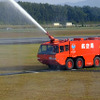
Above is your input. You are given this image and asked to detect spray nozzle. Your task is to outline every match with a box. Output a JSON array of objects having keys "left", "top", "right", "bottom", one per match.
[
  {"left": 46, "top": 32, "right": 59, "bottom": 43},
  {"left": 46, "top": 32, "right": 55, "bottom": 40}
]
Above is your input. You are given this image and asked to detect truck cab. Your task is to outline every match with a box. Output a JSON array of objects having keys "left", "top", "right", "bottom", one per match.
[{"left": 37, "top": 39, "right": 70, "bottom": 69}]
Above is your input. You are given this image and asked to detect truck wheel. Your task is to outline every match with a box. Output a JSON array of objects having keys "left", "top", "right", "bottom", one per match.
[
  {"left": 76, "top": 58, "right": 84, "bottom": 69},
  {"left": 66, "top": 58, "right": 74, "bottom": 70},
  {"left": 94, "top": 57, "right": 100, "bottom": 67}
]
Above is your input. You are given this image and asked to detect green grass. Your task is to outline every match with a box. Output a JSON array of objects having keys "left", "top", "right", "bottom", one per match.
[
  {"left": 0, "top": 71, "right": 100, "bottom": 100},
  {"left": 0, "top": 26, "right": 100, "bottom": 38},
  {"left": 0, "top": 27, "right": 100, "bottom": 100},
  {"left": 0, "top": 44, "right": 47, "bottom": 73},
  {"left": 48, "top": 27, "right": 100, "bottom": 37}
]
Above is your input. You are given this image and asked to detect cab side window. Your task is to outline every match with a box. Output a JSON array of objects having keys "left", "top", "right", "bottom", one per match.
[
  {"left": 54, "top": 46, "right": 59, "bottom": 53},
  {"left": 65, "top": 45, "right": 69, "bottom": 51},
  {"left": 60, "top": 46, "right": 64, "bottom": 52}
]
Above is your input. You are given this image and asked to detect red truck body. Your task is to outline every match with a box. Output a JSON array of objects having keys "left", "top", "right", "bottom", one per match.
[{"left": 37, "top": 36, "right": 100, "bottom": 70}]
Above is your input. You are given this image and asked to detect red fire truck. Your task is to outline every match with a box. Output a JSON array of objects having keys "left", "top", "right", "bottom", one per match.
[{"left": 37, "top": 33, "right": 100, "bottom": 70}]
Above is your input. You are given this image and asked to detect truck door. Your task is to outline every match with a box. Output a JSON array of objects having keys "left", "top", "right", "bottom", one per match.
[{"left": 56, "top": 45, "right": 69, "bottom": 65}]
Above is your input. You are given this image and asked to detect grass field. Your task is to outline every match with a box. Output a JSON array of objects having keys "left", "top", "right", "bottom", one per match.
[
  {"left": 0, "top": 27, "right": 100, "bottom": 100},
  {"left": 0, "top": 44, "right": 48, "bottom": 73},
  {"left": 0, "top": 70, "right": 100, "bottom": 100},
  {"left": 0, "top": 26, "right": 100, "bottom": 38}
]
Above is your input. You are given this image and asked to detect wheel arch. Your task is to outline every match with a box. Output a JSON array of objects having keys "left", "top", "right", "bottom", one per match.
[
  {"left": 93, "top": 55, "right": 100, "bottom": 60},
  {"left": 76, "top": 56, "right": 85, "bottom": 62},
  {"left": 66, "top": 57, "right": 74, "bottom": 61},
  {"left": 66, "top": 56, "right": 85, "bottom": 63}
]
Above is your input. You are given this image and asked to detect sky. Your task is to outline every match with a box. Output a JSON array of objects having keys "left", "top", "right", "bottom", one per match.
[{"left": 15, "top": 0, "right": 85, "bottom": 4}]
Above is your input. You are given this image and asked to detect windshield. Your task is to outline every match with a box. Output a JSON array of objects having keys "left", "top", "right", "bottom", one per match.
[{"left": 38, "top": 45, "right": 59, "bottom": 54}]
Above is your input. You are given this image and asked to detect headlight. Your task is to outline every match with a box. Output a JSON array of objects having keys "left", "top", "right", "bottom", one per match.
[
  {"left": 49, "top": 57, "right": 52, "bottom": 60},
  {"left": 49, "top": 57, "right": 56, "bottom": 60}
]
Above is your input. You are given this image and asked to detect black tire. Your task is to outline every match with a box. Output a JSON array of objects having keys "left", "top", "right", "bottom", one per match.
[
  {"left": 65, "top": 58, "right": 74, "bottom": 70},
  {"left": 75, "top": 58, "right": 84, "bottom": 69},
  {"left": 94, "top": 57, "right": 100, "bottom": 67}
]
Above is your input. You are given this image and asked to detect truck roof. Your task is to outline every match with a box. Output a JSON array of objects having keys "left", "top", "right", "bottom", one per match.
[{"left": 41, "top": 37, "right": 100, "bottom": 45}]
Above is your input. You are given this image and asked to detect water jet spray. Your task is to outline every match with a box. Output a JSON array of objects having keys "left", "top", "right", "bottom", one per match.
[
  {"left": 9, "top": 0, "right": 47, "bottom": 33},
  {"left": 7, "top": 0, "right": 56, "bottom": 41}
]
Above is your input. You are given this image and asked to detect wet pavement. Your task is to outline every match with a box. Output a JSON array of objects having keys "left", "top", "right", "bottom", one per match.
[{"left": 0, "top": 35, "right": 99, "bottom": 44}]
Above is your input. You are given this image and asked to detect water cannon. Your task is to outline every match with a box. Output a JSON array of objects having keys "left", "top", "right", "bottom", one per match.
[{"left": 46, "top": 32, "right": 59, "bottom": 43}]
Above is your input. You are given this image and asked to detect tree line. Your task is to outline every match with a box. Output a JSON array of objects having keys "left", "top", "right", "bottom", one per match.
[
  {"left": 0, "top": 1, "right": 100, "bottom": 25},
  {"left": 18, "top": 2, "right": 100, "bottom": 24}
]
